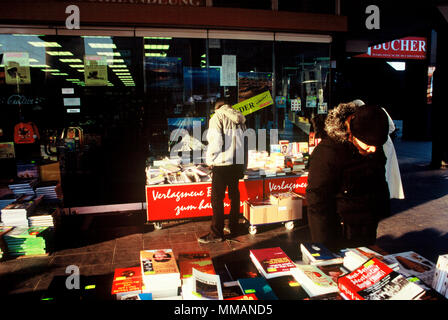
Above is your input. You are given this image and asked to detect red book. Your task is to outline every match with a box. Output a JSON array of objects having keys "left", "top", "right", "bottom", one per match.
[
  {"left": 111, "top": 267, "right": 143, "bottom": 298},
  {"left": 177, "top": 251, "right": 215, "bottom": 279},
  {"left": 249, "top": 247, "right": 296, "bottom": 279},
  {"left": 338, "top": 258, "right": 425, "bottom": 300}
]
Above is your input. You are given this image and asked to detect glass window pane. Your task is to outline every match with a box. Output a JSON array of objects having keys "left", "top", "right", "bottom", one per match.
[{"left": 275, "top": 41, "right": 331, "bottom": 141}]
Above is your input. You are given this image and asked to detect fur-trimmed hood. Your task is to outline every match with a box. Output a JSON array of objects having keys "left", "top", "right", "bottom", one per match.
[
  {"left": 214, "top": 104, "right": 246, "bottom": 125},
  {"left": 324, "top": 102, "right": 357, "bottom": 143}
]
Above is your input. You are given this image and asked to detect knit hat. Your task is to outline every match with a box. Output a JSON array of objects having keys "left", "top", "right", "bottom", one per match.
[{"left": 349, "top": 104, "right": 389, "bottom": 147}]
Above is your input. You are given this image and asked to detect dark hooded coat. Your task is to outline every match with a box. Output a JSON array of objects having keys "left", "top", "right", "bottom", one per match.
[{"left": 305, "top": 103, "right": 390, "bottom": 248}]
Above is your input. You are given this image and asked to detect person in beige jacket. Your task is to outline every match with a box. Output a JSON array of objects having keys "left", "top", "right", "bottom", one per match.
[{"left": 198, "top": 100, "right": 247, "bottom": 243}]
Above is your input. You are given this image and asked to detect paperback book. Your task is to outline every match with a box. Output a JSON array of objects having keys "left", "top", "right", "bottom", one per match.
[
  {"left": 342, "top": 246, "right": 398, "bottom": 271},
  {"left": 432, "top": 254, "right": 448, "bottom": 298},
  {"left": 338, "top": 258, "right": 425, "bottom": 300},
  {"left": 237, "top": 277, "right": 278, "bottom": 300},
  {"left": 290, "top": 264, "right": 339, "bottom": 297},
  {"left": 384, "top": 251, "right": 435, "bottom": 286},
  {"left": 111, "top": 266, "right": 143, "bottom": 300},
  {"left": 249, "top": 247, "right": 296, "bottom": 279},
  {"left": 300, "top": 242, "right": 343, "bottom": 266},
  {"left": 178, "top": 251, "right": 215, "bottom": 279},
  {"left": 266, "top": 274, "right": 310, "bottom": 300}
]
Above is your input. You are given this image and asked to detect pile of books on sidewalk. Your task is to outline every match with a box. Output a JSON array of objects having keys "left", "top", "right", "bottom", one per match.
[
  {"left": 140, "top": 249, "right": 181, "bottom": 299},
  {"left": 107, "top": 242, "right": 447, "bottom": 301},
  {"left": 8, "top": 179, "right": 38, "bottom": 196},
  {"left": 0, "top": 195, "right": 43, "bottom": 227},
  {"left": 3, "top": 226, "right": 53, "bottom": 257},
  {"left": 35, "top": 181, "right": 62, "bottom": 201}
]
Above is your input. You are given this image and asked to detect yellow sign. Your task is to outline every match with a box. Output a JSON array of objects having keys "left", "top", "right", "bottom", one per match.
[
  {"left": 232, "top": 90, "right": 273, "bottom": 116},
  {"left": 4, "top": 52, "right": 31, "bottom": 85},
  {"left": 84, "top": 55, "right": 108, "bottom": 86}
]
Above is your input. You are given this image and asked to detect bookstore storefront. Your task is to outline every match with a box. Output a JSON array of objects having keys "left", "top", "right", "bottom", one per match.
[{"left": 0, "top": 26, "right": 333, "bottom": 209}]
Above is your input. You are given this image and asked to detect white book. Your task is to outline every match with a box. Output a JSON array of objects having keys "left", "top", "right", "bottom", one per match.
[
  {"left": 384, "top": 251, "right": 435, "bottom": 286},
  {"left": 290, "top": 264, "right": 339, "bottom": 297},
  {"left": 432, "top": 254, "right": 448, "bottom": 296}
]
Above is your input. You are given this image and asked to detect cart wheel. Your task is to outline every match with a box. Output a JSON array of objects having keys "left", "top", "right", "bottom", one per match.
[
  {"left": 249, "top": 226, "right": 257, "bottom": 235},
  {"left": 284, "top": 221, "right": 294, "bottom": 230},
  {"left": 154, "top": 222, "right": 163, "bottom": 230}
]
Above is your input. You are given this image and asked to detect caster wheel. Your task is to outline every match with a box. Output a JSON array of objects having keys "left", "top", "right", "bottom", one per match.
[
  {"left": 249, "top": 226, "right": 257, "bottom": 235},
  {"left": 284, "top": 221, "right": 294, "bottom": 230},
  {"left": 154, "top": 222, "right": 163, "bottom": 230}
]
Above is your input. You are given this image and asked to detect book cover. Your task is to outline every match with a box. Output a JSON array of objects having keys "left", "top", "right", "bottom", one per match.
[
  {"left": 343, "top": 246, "right": 397, "bottom": 268},
  {"left": 338, "top": 258, "right": 425, "bottom": 300},
  {"left": 317, "top": 263, "right": 349, "bottom": 283},
  {"left": 300, "top": 242, "right": 343, "bottom": 266},
  {"left": 221, "top": 281, "right": 244, "bottom": 299},
  {"left": 266, "top": 275, "right": 310, "bottom": 300},
  {"left": 290, "top": 264, "right": 339, "bottom": 297},
  {"left": 384, "top": 251, "right": 435, "bottom": 285},
  {"left": 140, "top": 249, "right": 179, "bottom": 276},
  {"left": 249, "top": 247, "right": 296, "bottom": 278},
  {"left": 178, "top": 251, "right": 215, "bottom": 279},
  {"left": 111, "top": 267, "right": 142, "bottom": 296},
  {"left": 191, "top": 268, "right": 223, "bottom": 300},
  {"left": 432, "top": 254, "right": 448, "bottom": 297},
  {"left": 237, "top": 277, "right": 278, "bottom": 300}
]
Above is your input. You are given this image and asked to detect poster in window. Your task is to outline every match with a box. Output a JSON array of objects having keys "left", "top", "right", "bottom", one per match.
[
  {"left": 221, "top": 55, "right": 236, "bottom": 87},
  {"left": 3, "top": 52, "right": 31, "bottom": 85},
  {"left": 290, "top": 98, "right": 301, "bottom": 111},
  {"left": 84, "top": 55, "right": 108, "bottom": 86},
  {"left": 237, "top": 72, "right": 273, "bottom": 103},
  {"left": 145, "top": 57, "right": 183, "bottom": 89},
  {"left": 318, "top": 102, "right": 328, "bottom": 114},
  {"left": 184, "top": 67, "right": 220, "bottom": 102},
  {"left": 0, "top": 142, "right": 15, "bottom": 159},
  {"left": 306, "top": 95, "right": 317, "bottom": 108}
]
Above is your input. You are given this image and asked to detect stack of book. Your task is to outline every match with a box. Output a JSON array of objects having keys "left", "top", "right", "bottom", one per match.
[
  {"left": 249, "top": 247, "right": 297, "bottom": 279},
  {"left": 140, "top": 249, "right": 181, "bottom": 299},
  {"left": 35, "top": 181, "right": 62, "bottom": 201},
  {"left": 300, "top": 242, "right": 344, "bottom": 266},
  {"left": 0, "top": 194, "right": 17, "bottom": 210},
  {"left": 8, "top": 179, "right": 38, "bottom": 196},
  {"left": 3, "top": 226, "right": 53, "bottom": 257},
  {"left": 111, "top": 266, "right": 143, "bottom": 300},
  {"left": 27, "top": 202, "right": 58, "bottom": 228},
  {"left": 0, "top": 226, "right": 13, "bottom": 260},
  {"left": 1, "top": 195, "right": 43, "bottom": 227}
]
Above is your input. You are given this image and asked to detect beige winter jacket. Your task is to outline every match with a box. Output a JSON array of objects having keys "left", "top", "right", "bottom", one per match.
[{"left": 206, "top": 104, "right": 247, "bottom": 166}]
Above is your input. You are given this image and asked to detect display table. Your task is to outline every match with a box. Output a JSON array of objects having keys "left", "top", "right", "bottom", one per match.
[{"left": 145, "top": 172, "right": 308, "bottom": 229}]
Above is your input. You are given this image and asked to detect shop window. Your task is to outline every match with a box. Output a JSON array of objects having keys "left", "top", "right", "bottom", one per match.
[
  {"left": 275, "top": 40, "right": 331, "bottom": 140},
  {"left": 0, "top": 29, "right": 331, "bottom": 208}
]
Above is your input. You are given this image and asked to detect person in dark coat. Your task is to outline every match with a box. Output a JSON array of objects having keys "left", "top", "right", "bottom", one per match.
[{"left": 305, "top": 102, "right": 390, "bottom": 250}]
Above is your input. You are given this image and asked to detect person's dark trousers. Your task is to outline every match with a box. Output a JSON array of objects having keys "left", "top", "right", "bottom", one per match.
[{"left": 210, "top": 164, "right": 243, "bottom": 238}]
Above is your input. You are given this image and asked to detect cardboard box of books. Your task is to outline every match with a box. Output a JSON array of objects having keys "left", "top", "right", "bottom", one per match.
[
  {"left": 243, "top": 199, "right": 278, "bottom": 225},
  {"left": 269, "top": 192, "right": 303, "bottom": 221},
  {"left": 243, "top": 192, "right": 303, "bottom": 225}
]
